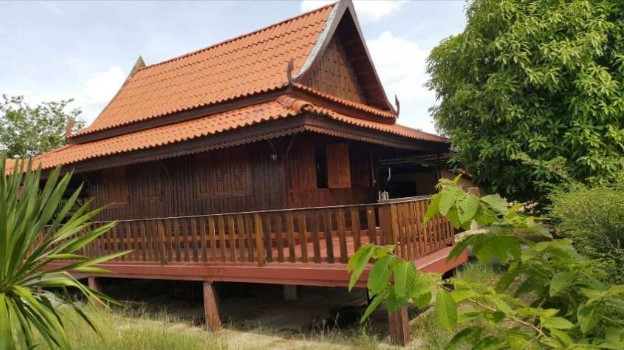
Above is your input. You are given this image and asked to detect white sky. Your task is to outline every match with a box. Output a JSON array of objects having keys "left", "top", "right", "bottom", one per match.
[{"left": 0, "top": 0, "right": 467, "bottom": 133}]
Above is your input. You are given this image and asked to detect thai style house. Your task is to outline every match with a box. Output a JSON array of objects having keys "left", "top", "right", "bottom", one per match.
[{"left": 32, "top": 1, "right": 467, "bottom": 345}]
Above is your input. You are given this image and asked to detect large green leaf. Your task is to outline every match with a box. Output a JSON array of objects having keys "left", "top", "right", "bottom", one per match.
[
  {"left": 361, "top": 290, "right": 388, "bottom": 322},
  {"left": 393, "top": 259, "right": 416, "bottom": 299},
  {"left": 481, "top": 195, "right": 509, "bottom": 215},
  {"left": 348, "top": 244, "right": 375, "bottom": 291},
  {"left": 578, "top": 303, "right": 600, "bottom": 334},
  {"left": 423, "top": 194, "right": 441, "bottom": 224},
  {"left": 439, "top": 187, "right": 459, "bottom": 216},
  {"left": 458, "top": 195, "right": 479, "bottom": 225},
  {"left": 435, "top": 289, "right": 458, "bottom": 331},
  {"left": 367, "top": 255, "right": 394, "bottom": 297}
]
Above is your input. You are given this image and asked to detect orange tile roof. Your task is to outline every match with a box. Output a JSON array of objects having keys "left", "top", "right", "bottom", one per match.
[
  {"left": 33, "top": 96, "right": 446, "bottom": 170},
  {"left": 73, "top": 3, "right": 337, "bottom": 137},
  {"left": 292, "top": 83, "right": 397, "bottom": 118},
  {"left": 30, "top": 2, "right": 448, "bottom": 171},
  {"left": 277, "top": 96, "right": 447, "bottom": 143},
  {"left": 34, "top": 101, "right": 297, "bottom": 169}
]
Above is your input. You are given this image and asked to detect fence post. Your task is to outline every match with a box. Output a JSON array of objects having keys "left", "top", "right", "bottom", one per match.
[
  {"left": 253, "top": 213, "right": 266, "bottom": 267},
  {"left": 378, "top": 203, "right": 400, "bottom": 256},
  {"left": 157, "top": 219, "right": 167, "bottom": 265}
]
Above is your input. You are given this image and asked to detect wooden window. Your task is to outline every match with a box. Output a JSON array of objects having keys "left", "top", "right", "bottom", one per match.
[
  {"left": 326, "top": 143, "right": 351, "bottom": 188},
  {"left": 100, "top": 166, "right": 128, "bottom": 207},
  {"left": 196, "top": 148, "right": 252, "bottom": 198}
]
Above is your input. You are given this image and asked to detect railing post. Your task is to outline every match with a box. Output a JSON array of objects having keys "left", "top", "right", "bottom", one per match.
[
  {"left": 253, "top": 213, "right": 266, "bottom": 267},
  {"left": 157, "top": 219, "right": 167, "bottom": 265},
  {"left": 379, "top": 203, "right": 400, "bottom": 255}
]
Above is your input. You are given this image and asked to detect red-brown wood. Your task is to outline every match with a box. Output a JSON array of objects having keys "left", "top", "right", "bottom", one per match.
[
  {"left": 50, "top": 246, "right": 468, "bottom": 287},
  {"left": 203, "top": 281, "right": 221, "bottom": 330},
  {"left": 79, "top": 197, "right": 456, "bottom": 271},
  {"left": 388, "top": 306, "right": 410, "bottom": 346}
]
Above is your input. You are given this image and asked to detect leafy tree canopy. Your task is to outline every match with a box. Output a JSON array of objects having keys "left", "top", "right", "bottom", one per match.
[
  {"left": 427, "top": 0, "right": 624, "bottom": 202},
  {"left": 0, "top": 95, "right": 85, "bottom": 158}
]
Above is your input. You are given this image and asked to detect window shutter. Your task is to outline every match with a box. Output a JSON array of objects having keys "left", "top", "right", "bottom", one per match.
[{"left": 326, "top": 143, "right": 351, "bottom": 188}]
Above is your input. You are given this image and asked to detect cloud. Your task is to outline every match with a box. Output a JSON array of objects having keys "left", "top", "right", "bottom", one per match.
[
  {"left": 301, "top": 0, "right": 406, "bottom": 23},
  {"left": 76, "top": 66, "right": 126, "bottom": 123},
  {"left": 0, "top": 65, "right": 125, "bottom": 127},
  {"left": 38, "top": 1, "right": 64, "bottom": 16},
  {"left": 366, "top": 31, "right": 436, "bottom": 132}
]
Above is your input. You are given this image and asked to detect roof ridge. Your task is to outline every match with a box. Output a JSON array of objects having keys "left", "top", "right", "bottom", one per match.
[{"left": 140, "top": 2, "right": 338, "bottom": 72}]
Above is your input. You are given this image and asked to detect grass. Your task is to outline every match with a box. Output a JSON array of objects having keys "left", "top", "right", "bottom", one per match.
[
  {"left": 31, "top": 262, "right": 499, "bottom": 350},
  {"left": 58, "top": 307, "right": 228, "bottom": 350},
  {"left": 410, "top": 262, "right": 502, "bottom": 350},
  {"left": 49, "top": 305, "right": 385, "bottom": 350}
]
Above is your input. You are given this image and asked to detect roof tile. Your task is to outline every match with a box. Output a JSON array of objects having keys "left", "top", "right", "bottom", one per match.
[
  {"left": 33, "top": 96, "right": 446, "bottom": 170},
  {"left": 73, "top": 3, "right": 336, "bottom": 137}
]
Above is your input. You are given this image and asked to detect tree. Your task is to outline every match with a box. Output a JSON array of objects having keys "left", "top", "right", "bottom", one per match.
[
  {"left": 0, "top": 95, "right": 85, "bottom": 158},
  {"left": 427, "top": 0, "right": 624, "bottom": 202},
  {"left": 0, "top": 156, "right": 126, "bottom": 349},
  {"left": 349, "top": 177, "right": 624, "bottom": 349}
]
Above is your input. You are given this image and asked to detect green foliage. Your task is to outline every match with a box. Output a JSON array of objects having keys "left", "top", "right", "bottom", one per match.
[
  {"left": 0, "top": 156, "right": 126, "bottom": 349},
  {"left": 551, "top": 181, "right": 624, "bottom": 284},
  {"left": 427, "top": 0, "right": 624, "bottom": 202},
  {"left": 348, "top": 177, "right": 624, "bottom": 349},
  {"left": 0, "top": 95, "right": 85, "bottom": 158}
]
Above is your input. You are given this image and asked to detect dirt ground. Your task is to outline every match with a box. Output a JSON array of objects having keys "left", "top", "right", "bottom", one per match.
[{"left": 93, "top": 278, "right": 412, "bottom": 348}]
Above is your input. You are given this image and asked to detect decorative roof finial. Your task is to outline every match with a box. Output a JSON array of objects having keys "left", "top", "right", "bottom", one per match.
[
  {"left": 286, "top": 58, "right": 295, "bottom": 84},
  {"left": 65, "top": 120, "right": 75, "bottom": 138},
  {"left": 395, "top": 95, "right": 401, "bottom": 116}
]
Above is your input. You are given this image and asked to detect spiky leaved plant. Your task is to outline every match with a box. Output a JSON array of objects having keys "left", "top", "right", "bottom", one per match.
[{"left": 0, "top": 156, "right": 126, "bottom": 349}]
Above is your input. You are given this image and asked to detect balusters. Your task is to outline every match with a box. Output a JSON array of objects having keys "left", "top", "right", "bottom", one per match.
[{"left": 76, "top": 196, "right": 454, "bottom": 269}]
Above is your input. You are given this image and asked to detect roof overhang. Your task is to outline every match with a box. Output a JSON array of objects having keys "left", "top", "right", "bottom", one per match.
[{"left": 38, "top": 111, "right": 448, "bottom": 176}]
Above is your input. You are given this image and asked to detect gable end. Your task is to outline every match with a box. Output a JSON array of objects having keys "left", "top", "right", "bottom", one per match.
[{"left": 301, "top": 35, "right": 367, "bottom": 104}]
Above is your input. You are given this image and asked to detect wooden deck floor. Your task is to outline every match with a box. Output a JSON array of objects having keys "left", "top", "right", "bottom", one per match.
[{"left": 47, "top": 245, "right": 468, "bottom": 288}]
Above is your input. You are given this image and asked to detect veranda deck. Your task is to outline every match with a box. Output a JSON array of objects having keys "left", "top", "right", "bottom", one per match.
[{"left": 46, "top": 196, "right": 468, "bottom": 346}]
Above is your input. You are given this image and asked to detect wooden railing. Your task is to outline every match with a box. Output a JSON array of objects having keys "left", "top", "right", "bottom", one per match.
[{"left": 79, "top": 197, "right": 454, "bottom": 266}]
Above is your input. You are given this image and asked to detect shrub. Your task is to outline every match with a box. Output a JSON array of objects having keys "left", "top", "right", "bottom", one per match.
[
  {"left": 349, "top": 177, "right": 624, "bottom": 349},
  {"left": 551, "top": 182, "right": 624, "bottom": 284},
  {"left": 0, "top": 156, "right": 125, "bottom": 349}
]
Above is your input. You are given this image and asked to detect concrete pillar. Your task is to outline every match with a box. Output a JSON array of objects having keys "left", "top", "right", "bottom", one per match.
[{"left": 283, "top": 285, "right": 297, "bottom": 301}]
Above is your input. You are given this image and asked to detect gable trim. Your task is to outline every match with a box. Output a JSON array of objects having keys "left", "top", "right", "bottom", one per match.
[{"left": 293, "top": 0, "right": 395, "bottom": 113}]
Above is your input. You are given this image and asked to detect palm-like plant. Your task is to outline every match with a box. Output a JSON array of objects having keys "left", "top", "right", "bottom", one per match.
[{"left": 0, "top": 156, "right": 126, "bottom": 349}]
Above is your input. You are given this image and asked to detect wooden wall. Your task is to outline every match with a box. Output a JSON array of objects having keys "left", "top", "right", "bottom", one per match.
[
  {"left": 86, "top": 135, "right": 378, "bottom": 221},
  {"left": 301, "top": 35, "right": 367, "bottom": 104},
  {"left": 284, "top": 138, "right": 375, "bottom": 208}
]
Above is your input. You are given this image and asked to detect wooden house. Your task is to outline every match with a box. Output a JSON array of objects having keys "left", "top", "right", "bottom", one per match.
[{"left": 33, "top": 1, "right": 467, "bottom": 345}]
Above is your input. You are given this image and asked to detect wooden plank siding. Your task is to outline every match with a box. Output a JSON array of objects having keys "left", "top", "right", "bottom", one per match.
[
  {"left": 88, "top": 136, "right": 378, "bottom": 221},
  {"left": 301, "top": 34, "right": 367, "bottom": 104}
]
